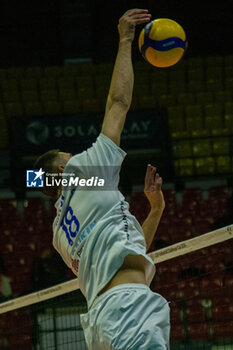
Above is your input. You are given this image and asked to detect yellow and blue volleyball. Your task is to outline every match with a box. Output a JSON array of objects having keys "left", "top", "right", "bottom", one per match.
[{"left": 138, "top": 18, "right": 188, "bottom": 68}]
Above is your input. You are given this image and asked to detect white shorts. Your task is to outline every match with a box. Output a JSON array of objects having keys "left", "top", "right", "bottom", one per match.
[{"left": 80, "top": 283, "right": 170, "bottom": 350}]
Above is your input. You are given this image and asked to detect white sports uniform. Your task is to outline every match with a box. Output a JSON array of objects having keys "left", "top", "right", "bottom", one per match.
[{"left": 53, "top": 133, "right": 170, "bottom": 349}]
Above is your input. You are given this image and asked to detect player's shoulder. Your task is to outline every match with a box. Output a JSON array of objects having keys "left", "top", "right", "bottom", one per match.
[
  {"left": 67, "top": 133, "right": 119, "bottom": 162},
  {"left": 97, "top": 133, "right": 127, "bottom": 158}
]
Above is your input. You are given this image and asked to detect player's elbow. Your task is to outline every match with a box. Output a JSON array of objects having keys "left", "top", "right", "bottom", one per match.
[{"left": 108, "top": 94, "right": 132, "bottom": 111}]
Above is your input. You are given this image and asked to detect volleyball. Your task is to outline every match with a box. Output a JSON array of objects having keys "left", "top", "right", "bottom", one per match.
[{"left": 138, "top": 18, "right": 188, "bottom": 68}]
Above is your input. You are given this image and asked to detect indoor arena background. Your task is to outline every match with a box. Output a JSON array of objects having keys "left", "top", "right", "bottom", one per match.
[{"left": 0, "top": 0, "right": 233, "bottom": 349}]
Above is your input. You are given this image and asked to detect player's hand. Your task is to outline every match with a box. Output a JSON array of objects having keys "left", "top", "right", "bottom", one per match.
[
  {"left": 144, "top": 164, "right": 165, "bottom": 212},
  {"left": 118, "top": 9, "right": 152, "bottom": 43}
]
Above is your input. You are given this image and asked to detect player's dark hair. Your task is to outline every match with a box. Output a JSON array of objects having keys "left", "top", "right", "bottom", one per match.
[{"left": 33, "top": 149, "right": 61, "bottom": 200}]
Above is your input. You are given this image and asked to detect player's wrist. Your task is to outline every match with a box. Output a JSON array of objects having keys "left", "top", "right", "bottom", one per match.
[{"left": 119, "top": 37, "right": 133, "bottom": 45}]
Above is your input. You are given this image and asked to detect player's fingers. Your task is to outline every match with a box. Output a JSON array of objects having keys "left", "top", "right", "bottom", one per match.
[
  {"left": 120, "top": 9, "right": 149, "bottom": 22},
  {"left": 145, "top": 163, "right": 151, "bottom": 179},
  {"left": 145, "top": 164, "right": 155, "bottom": 188},
  {"left": 148, "top": 165, "right": 156, "bottom": 187},
  {"left": 150, "top": 165, "right": 157, "bottom": 178},
  {"left": 128, "top": 13, "right": 151, "bottom": 20},
  {"left": 155, "top": 174, "right": 163, "bottom": 190},
  {"left": 124, "top": 14, "right": 151, "bottom": 23},
  {"left": 120, "top": 11, "right": 151, "bottom": 28},
  {"left": 132, "top": 16, "right": 152, "bottom": 25},
  {"left": 127, "top": 9, "right": 149, "bottom": 16},
  {"left": 144, "top": 164, "right": 151, "bottom": 188},
  {"left": 128, "top": 12, "right": 151, "bottom": 21}
]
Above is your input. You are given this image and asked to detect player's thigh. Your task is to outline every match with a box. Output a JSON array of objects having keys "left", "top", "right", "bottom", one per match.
[{"left": 97, "top": 288, "right": 170, "bottom": 349}]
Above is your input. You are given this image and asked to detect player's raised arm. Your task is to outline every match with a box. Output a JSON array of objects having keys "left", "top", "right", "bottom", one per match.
[
  {"left": 101, "top": 9, "right": 151, "bottom": 146},
  {"left": 142, "top": 164, "right": 165, "bottom": 252}
]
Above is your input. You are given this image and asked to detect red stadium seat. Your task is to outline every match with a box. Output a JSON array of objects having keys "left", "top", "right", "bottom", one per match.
[
  {"left": 11, "top": 274, "right": 32, "bottom": 296},
  {"left": 182, "top": 188, "right": 203, "bottom": 205},
  {"left": 198, "top": 200, "right": 216, "bottom": 218},
  {"left": 208, "top": 186, "right": 228, "bottom": 201},
  {"left": 176, "top": 278, "right": 201, "bottom": 299},
  {"left": 187, "top": 323, "right": 210, "bottom": 339},
  {"left": 225, "top": 275, "right": 233, "bottom": 294},
  {"left": 186, "top": 304, "right": 206, "bottom": 323},
  {"left": 212, "top": 322, "right": 233, "bottom": 338},
  {"left": 212, "top": 305, "right": 233, "bottom": 321},
  {"left": 7, "top": 310, "right": 33, "bottom": 349},
  {"left": 201, "top": 273, "right": 224, "bottom": 297},
  {"left": 163, "top": 189, "right": 176, "bottom": 202},
  {"left": 170, "top": 324, "right": 184, "bottom": 341},
  {"left": 170, "top": 220, "right": 194, "bottom": 243},
  {"left": 0, "top": 314, "right": 7, "bottom": 338},
  {"left": 170, "top": 305, "right": 183, "bottom": 323},
  {"left": 157, "top": 268, "right": 179, "bottom": 285},
  {"left": 8, "top": 334, "right": 32, "bottom": 350},
  {"left": 155, "top": 225, "right": 172, "bottom": 245},
  {"left": 156, "top": 285, "right": 176, "bottom": 300},
  {"left": 203, "top": 199, "right": 220, "bottom": 218},
  {"left": 186, "top": 297, "right": 212, "bottom": 312},
  {"left": 194, "top": 219, "right": 212, "bottom": 235},
  {"left": 202, "top": 256, "right": 225, "bottom": 273},
  {"left": 210, "top": 241, "right": 232, "bottom": 256},
  {"left": 129, "top": 192, "right": 150, "bottom": 224},
  {"left": 211, "top": 296, "right": 231, "bottom": 307}
]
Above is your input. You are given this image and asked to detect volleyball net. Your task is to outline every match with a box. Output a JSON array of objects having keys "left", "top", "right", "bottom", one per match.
[{"left": 0, "top": 224, "right": 233, "bottom": 349}]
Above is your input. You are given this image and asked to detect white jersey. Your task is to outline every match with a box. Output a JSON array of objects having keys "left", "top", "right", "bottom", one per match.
[{"left": 53, "top": 133, "right": 155, "bottom": 308}]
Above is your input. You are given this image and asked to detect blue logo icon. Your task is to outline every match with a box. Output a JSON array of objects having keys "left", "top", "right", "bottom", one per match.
[{"left": 26, "top": 169, "right": 45, "bottom": 188}]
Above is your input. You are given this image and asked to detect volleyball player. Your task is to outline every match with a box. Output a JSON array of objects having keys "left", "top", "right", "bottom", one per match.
[{"left": 34, "top": 9, "right": 170, "bottom": 349}]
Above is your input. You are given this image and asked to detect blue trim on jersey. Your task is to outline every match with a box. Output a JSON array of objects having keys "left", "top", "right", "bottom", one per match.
[{"left": 140, "top": 21, "right": 187, "bottom": 62}]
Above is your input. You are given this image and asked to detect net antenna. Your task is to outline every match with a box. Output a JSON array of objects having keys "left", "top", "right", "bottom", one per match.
[{"left": 0, "top": 224, "right": 232, "bottom": 314}]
